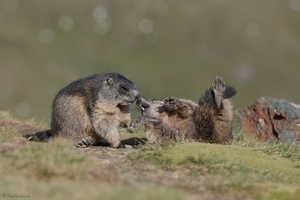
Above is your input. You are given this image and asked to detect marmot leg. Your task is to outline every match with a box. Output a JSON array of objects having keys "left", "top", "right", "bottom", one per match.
[{"left": 91, "top": 116, "right": 123, "bottom": 148}]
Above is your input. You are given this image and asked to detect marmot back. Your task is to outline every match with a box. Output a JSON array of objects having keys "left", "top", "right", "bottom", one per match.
[
  {"left": 132, "top": 76, "right": 236, "bottom": 144},
  {"left": 24, "top": 72, "right": 140, "bottom": 148}
]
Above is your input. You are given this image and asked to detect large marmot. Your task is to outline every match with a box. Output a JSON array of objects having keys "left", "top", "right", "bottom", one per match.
[
  {"left": 24, "top": 72, "right": 140, "bottom": 148},
  {"left": 132, "top": 76, "right": 236, "bottom": 144}
]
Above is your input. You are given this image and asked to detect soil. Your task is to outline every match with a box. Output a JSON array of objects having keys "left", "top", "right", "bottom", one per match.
[{"left": 0, "top": 120, "right": 250, "bottom": 200}]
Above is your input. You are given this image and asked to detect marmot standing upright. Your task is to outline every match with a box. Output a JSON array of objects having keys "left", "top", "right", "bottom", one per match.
[
  {"left": 132, "top": 76, "right": 236, "bottom": 144},
  {"left": 25, "top": 72, "right": 140, "bottom": 148}
]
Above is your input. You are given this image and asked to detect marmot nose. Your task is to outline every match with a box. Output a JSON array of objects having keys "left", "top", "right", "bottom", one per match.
[
  {"left": 136, "top": 98, "right": 141, "bottom": 105},
  {"left": 135, "top": 92, "right": 140, "bottom": 100}
]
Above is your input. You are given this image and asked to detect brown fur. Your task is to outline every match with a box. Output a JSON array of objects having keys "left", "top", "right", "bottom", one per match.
[
  {"left": 132, "top": 76, "right": 236, "bottom": 144},
  {"left": 24, "top": 72, "right": 140, "bottom": 148}
]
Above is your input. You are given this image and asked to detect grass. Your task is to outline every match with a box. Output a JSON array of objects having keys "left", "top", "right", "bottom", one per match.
[
  {"left": 0, "top": 112, "right": 183, "bottom": 200},
  {"left": 1, "top": 140, "right": 95, "bottom": 181},
  {"left": 130, "top": 136, "right": 300, "bottom": 199},
  {"left": 0, "top": 111, "right": 300, "bottom": 199},
  {"left": 233, "top": 131, "right": 300, "bottom": 160}
]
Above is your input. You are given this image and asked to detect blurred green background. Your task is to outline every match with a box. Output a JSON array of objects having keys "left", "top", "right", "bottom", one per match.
[{"left": 1, "top": 0, "right": 300, "bottom": 123}]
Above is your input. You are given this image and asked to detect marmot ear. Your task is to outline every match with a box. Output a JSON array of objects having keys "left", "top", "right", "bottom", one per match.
[
  {"left": 178, "top": 105, "right": 188, "bottom": 112},
  {"left": 106, "top": 78, "right": 114, "bottom": 85}
]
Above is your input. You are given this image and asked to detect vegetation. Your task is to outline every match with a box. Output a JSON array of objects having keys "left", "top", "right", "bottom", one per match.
[
  {"left": 1, "top": 1, "right": 299, "bottom": 199},
  {"left": 0, "top": 141, "right": 183, "bottom": 200},
  {"left": 0, "top": 112, "right": 299, "bottom": 199},
  {"left": 0, "top": 112, "right": 183, "bottom": 200}
]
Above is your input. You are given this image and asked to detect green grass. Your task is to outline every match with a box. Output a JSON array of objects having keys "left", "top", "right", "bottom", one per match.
[
  {"left": 1, "top": 140, "right": 94, "bottom": 181},
  {"left": 131, "top": 140, "right": 300, "bottom": 199},
  {"left": 0, "top": 179, "right": 183, "bottom": 200},
  {"left": 233, "top": 131, "right": 300, "bottom": 161},
  {"left": 0, "top": 137, "right": 183, "bottom": 200},
  {"left": 0, "top": 111, "right": 45, "bottom": 143},
  {"left": 0, "top": 112, "right": 183, "bottom": 200},
  {"left": 1, "top": 112, "right": 300, "bottom": 199}
]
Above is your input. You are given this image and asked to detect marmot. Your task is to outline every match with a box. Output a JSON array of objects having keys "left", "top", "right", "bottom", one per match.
[
  {"left": 132, "top": 76, "right": 236, "bottom": 144},
  {"left": 24, "top": 72, "right": 140, "bottom": 148}
]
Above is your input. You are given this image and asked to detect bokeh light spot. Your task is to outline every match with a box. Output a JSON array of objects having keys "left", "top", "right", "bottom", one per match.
[
  {"left": 15, "top": 102, "right": 31, "bottom": 117},
  {"left": 92, "top": 6, "right": 111, "bottom": 35},
  {"left": 288, "top": 0, "right": 300, "bottom": 11},
  {"left": 39, "top": 29, "right": 54, "bottom": 44},
  {"left": 139, "top": 18, "right": 154, "bottom": 34},
  {"left": 93, "top": 6, "right": 108, "bottom": 23},
  {"left": 59, "top": 16, "right": 74, "bottom": 31}
]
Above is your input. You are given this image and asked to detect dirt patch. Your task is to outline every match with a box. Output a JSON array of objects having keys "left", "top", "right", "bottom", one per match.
[
  {"left": 0, "top": 120, "right": 251, "bottom": 200},
  {"left": 0, "top": 120, "right": 46, "bottom": 134},
  {"left": 73, "top": 145, "right": 250, "bottom": 200}
]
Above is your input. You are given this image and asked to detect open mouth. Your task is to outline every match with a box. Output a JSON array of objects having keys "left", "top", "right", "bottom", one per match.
[
  {"left": 137, "top": 102, "right": 147, "bottom": 111},
  {"left": 136, "top": 98, "right": 149, "bottom": 112},
  {"left": 139, "top": 104, "right": 146, "bottom": 111}
]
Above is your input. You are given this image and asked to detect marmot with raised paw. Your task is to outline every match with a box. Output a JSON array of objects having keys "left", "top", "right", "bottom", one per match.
[{"left": 132, "top": 76, "right": 236, "bottom": 144}]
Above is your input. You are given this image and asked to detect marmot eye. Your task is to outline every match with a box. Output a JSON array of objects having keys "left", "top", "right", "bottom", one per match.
[{"left": 120, "top": 85, "right": 129, "bottom": 91}]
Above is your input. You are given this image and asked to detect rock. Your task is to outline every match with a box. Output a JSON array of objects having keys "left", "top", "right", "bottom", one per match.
[
  {"left": 235, "top": 97, "right": 300, "bottom": 142},
  {"left": 124, "top": 144, "right": 133, "bottom": 149}
]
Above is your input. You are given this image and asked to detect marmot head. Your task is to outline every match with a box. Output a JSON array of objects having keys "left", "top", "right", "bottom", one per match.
[
  {"left": 136, "top": 98, "right": 167, "bottom": 120},
  {"left": 101, "top": 73, "right": 140, "bottom": 105},
  {"left": 136, "top": 97, "right": 196, "bottom": 121},
  {"left": 135, "top": 98, "right": 197, "bottom": 143}
]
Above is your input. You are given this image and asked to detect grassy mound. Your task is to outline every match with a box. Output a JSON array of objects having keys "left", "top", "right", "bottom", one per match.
[
  {"left": 131, "top": 137, "right": 300, "bottom": 199},
  {"left": 0, "top": 112, "right": 183, "bottom": 200},
  {"left": 0, "top": 111, "right": 299, "bottom": 200}
]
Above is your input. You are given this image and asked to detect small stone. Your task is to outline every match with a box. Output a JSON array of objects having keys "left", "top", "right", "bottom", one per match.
[
  {"left": 101, "top": 159, "right": 111, "bottom": 166},
  {"left": 125, "top": 144, "right": 133, "bottom": 149}
]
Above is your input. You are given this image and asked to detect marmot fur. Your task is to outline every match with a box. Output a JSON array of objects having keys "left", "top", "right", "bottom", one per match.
[
  {"left": 132, "top": 76, "right": 236, "bottom": 144},
  {"left": 24, "top": 72, "right": 140, "bottom": 148}
]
